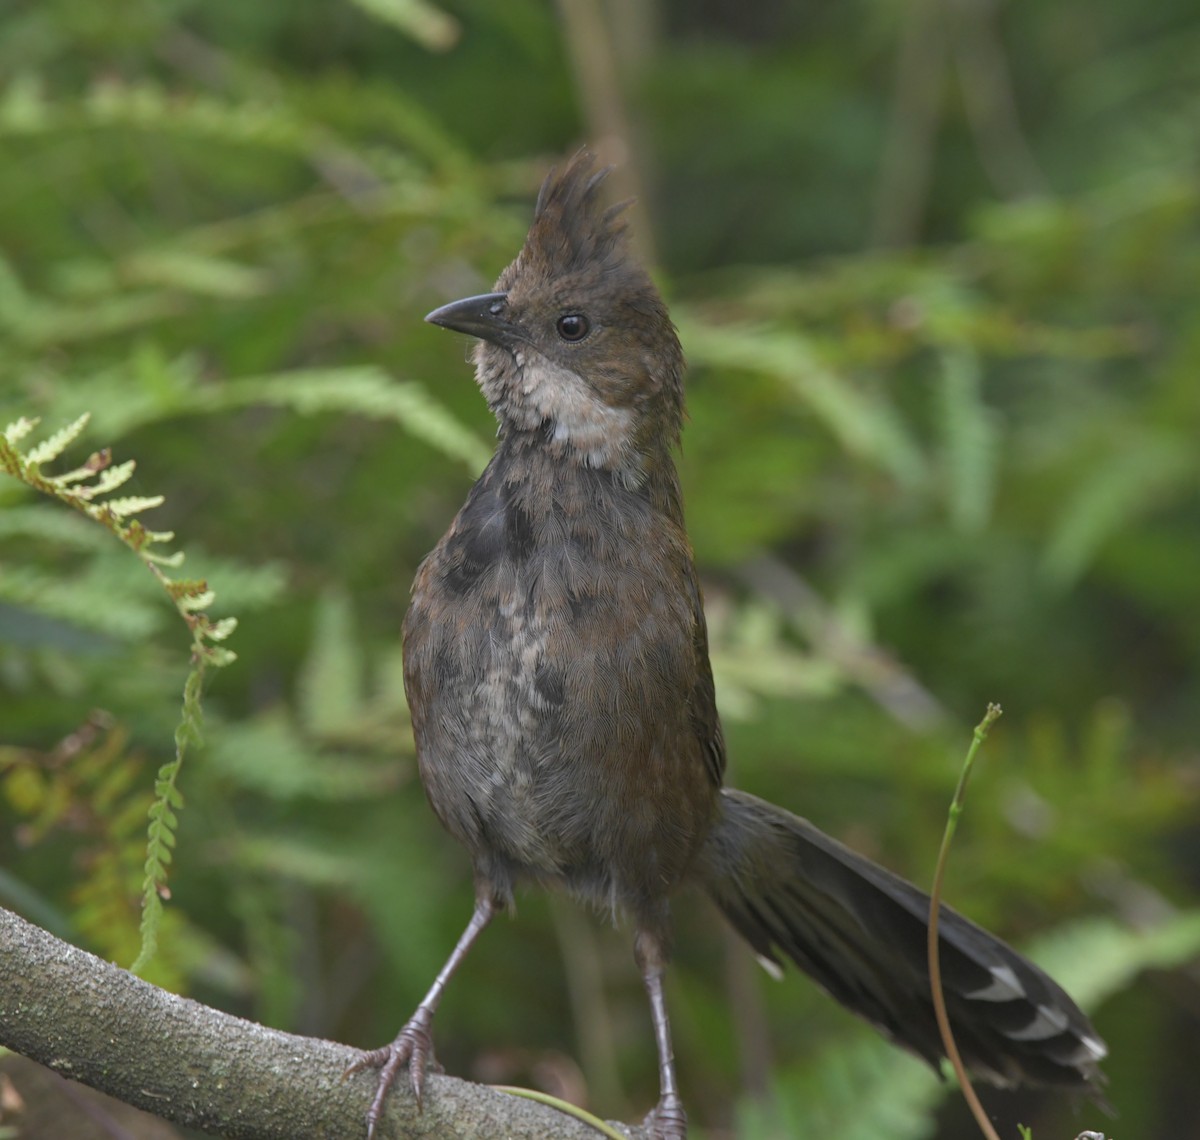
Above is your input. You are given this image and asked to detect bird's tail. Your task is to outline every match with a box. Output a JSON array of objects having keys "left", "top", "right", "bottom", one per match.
[{"left": 695, "top": 788, "right": 1107, "bottom": 1093}]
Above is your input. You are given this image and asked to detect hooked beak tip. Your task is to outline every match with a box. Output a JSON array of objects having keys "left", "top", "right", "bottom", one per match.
[{"left": 425, "top": 292, "right": 511, "bottom": 343}]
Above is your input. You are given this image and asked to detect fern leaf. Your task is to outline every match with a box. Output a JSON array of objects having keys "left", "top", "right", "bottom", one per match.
[
  {"left": 3, "top": 416, "right": 39, "bottom": 446},
  {"left": 140, "top": 529, "right": 177, "bottom": 545},
  {"left": 76, "top": 458, "right": 136, "bottom": 497},
  {"left": 99, "top": 494, "right": 166, "bottom": 518},
  {"left": 739, "top": 1038, "right": 939, "bottom": 1140},
  {"left": 346, "top": 0, "right": 460, "bottom": 51},
  {"left": 204, "top": 645, "right": 237, "bottom": 667},
  {"left": 680, "top": 317, "right": 928, "bottom": 491},
  {"left": 1027, "top": 912, "right": 1200, "bottom": 1010},
  {"left": 209, "top": 617, "right": 238, "bottom": 641},
  {"left": 133, "top": 673, "right": 202, "bottom": 976},
  {"left": 178, "top": 589, "right": 216, "bottom": 612},
  {"left": 0, "top": 564, "right": 163, "bottom": 637},
  {"left": 55, "top": 454, "right": 116, "bottom": 485},
  {"left": 1042, "top": 435, "right": 1194, "bottom": 588},
  {"left": 938, "top": 347, "right": 998, "bottom": 533},
  {"left": 122, "top": 249, "right": 269, "bottom": 299},
  {"left": 142, "top": 549, "right": 185, "bottom": 567},
  {"left": 0, "top": 504, "right": 108, "bottom": 548},
  {"left": 202, "top": 368, "right": 491, "bottom": 471},
  {"left": 24, "top": 412, "right": 91, "bottom": 466},
  {"left": 298, "top": 588, "right": 366, "bottom": 736},
  {"left": 1, "top": 412, "right": 239, "bottom": 973}
]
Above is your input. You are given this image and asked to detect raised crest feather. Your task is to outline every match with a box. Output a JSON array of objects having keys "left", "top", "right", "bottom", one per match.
[{"left": 502, "top": 149, "right": 639, "bottom": 289}]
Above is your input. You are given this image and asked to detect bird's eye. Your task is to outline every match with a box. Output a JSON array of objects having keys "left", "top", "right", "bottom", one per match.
[{"left": 556, "top": 313, "right": 590, "bottom": 342}]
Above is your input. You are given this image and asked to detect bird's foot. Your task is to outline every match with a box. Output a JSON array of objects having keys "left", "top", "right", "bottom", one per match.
[
  {"left": 344, "top": 1009, "right": 440, "bottom": 1139},
  {"left": 643, "top": 1093, "right": 687, "bottom": 1140}
]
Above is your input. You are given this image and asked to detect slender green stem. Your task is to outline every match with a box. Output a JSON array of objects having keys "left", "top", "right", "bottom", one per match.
[
  {"left": 927, "top": 703, "right": 1003, "bottom": 1140},
  {"left": 490, "top": 1086, "right": 629, "bottom": 1140}
]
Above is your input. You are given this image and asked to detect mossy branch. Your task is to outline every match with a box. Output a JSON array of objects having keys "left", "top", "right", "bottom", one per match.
[{"left": 0, "top": 906, "right": 631, "bottom": 1140}]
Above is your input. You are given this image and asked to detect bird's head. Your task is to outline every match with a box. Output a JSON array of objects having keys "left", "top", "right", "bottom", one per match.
[{"left": 426, "top": 150, "right": 684, "bottom": 485}]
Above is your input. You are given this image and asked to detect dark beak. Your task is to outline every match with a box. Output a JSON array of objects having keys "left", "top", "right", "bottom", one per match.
[{"left": 425, "top": 292, "right": 516, "bottom": 346}]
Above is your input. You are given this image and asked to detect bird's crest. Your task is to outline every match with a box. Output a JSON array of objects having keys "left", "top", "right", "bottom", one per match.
[{"left": 498, "top": 149, "right": 636, "bottom": 289}]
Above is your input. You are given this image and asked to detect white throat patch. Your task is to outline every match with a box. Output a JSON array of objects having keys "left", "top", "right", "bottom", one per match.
[{"left": 507, "top": 351, "right": 642, "bottom": 482}]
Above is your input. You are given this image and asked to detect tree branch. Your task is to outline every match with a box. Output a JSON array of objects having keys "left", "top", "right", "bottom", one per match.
[{"left": 0, "top": 906, "right": 639, "bottom": 1139}]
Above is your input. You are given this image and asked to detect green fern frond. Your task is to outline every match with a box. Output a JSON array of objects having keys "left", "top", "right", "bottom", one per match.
[
  {"left": 75, "top": 459, "right": 136, "bottom": 496},
  {"left": 0, "top": 504, "right": 109, "bottom": 547},
  {"left": 1027, "top": 911, "right": 1200, "bottom": 1010},
  {"left": 23, "top": 412, "right": 91, "bottom": 466},
  {"left": 1042, "top": 434, "right": 1195, "bottom": 588},
  {"left": 142, "top": 549, "right": 186, "bottom": 568},
  {"left": 298, "top": 588, "right": 367, "bottom": 737},
  {"left": 207, "top": 714, "right": 400, "bottom": 803},
  {"left": 0, "top": 563, "right": 162, "bottom": 638},
  {"left": 346, "top": 0, "right": 460, "bottom": 51},
  {"left": 1, "top": 414, "right": 239, "bottom": 973},
  {"left": 938, "top": 347, "right": 999, "bottom": 533},
  {"left": 208, "top": 617, "right": 238, "bottom": 641},
  {"left": 3, "top": 417, "right": 37, "bottom": 446},
  {"left": 739, "top": 1037, "right": 939, "bottom": 1140},
  {"left": 99, "top": 495, "right": 167, "bottom": 519},
  {"left": 679, "top": 317, "right": 929, "bottom": 492},
  {"left": 121, "top": 249, "right": 270, "bottom": 299},
  {"left": 1, "top": 80, "right": 405, "bottom": 187},
  {"left": 178, "top": 589, "right": 217, "bottom": 613},
  {"left": 208, "top": 367, "right": 491, "bottom": 471}
]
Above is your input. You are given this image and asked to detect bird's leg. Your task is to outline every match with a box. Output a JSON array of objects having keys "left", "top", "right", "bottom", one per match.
[
  {"left": 634, "top": 927, "right": 688, "bottom": 1140},
  {"left": 347, "top": 895, "right": 498, "bottom": 1139}
]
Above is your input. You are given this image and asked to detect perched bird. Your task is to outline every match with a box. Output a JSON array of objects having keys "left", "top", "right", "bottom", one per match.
[{"left": 350, "top": 149, "right": 1106, "bottom": 1139}]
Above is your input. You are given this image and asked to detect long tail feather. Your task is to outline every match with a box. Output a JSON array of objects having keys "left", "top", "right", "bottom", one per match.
[{"left": 695, "top": 789, "right": 1107, "bottom": 1092}]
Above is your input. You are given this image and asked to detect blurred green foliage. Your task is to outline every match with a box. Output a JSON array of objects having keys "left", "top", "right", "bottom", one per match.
[{"left": 2, "top": 1, "right": 1199, "bottom": 1137}]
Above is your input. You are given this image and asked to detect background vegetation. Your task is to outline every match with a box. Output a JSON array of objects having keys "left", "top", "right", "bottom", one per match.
[{"left": 2, "top": 1, "right": 1199, "bottom": 1137}]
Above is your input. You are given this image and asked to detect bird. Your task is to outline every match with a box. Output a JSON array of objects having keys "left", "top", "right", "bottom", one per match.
[{"left": 348, "top": 148, "right": 1107, "bottom": 1139}]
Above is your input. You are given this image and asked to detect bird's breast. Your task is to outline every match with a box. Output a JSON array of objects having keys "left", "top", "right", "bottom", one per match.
[{"left": 402, "top": 458, "right": 715, "bottom": 898}]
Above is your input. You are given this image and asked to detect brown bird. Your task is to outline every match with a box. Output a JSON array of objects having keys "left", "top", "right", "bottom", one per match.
[{"left": 349, "top": 149, "right": 1106, "bottom": 1139}]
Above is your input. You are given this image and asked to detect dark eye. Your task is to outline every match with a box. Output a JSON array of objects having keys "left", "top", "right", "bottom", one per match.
[{"left": 556, "top": 313, "right": 590, "bottom": 342}]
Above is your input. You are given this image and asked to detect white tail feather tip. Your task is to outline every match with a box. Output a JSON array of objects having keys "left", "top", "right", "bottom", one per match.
[
  {"left": 967, "top": 963, "right": 1024, "bottom": 1002},
  {"left": 1007, "top": 1003, "right": 1071, "bottom": 1041},
  {"left": 756, "top": 954, "right": 785, "bottom": 981}
]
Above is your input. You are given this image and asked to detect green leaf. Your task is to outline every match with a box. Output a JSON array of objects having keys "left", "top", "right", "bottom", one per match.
[
  {"left": 24, "top": 413, "right": 90, "bottom": 466},
  {"left": 297, "top": 588, "right": 366, "bottom": 736},
  {"left": 121, "top": 250, "right": 270, "bottom": 299},
  {"left": 3, "top": 417, "right": 38, "bottom": 446},
  {"left": 99, "top": 494, "right": 165, "bottom": 518},
  {"left": 680, "top": 318, "right": 928, "bottom": 490},
  {"left": 203, "top": 645, "right": 237, "bottom": 667},
  {"left": 0, "top": 504, "right": 109, "bottom": 548},
  {"left": 1042, "top": 435, "right": 1194, "bottom": 588},
  {"left": 177, "top": 589, "right": 216, "bottom": 612},
  {"left": 207, "top": 712, "right": 396, "bottom": 801},
  {"left": 208, "top": 617, "right": 238, "bottom": 641},
  {"left": 1026, "top": 912, "right": 1200, "bottom": 1011},
  {"left": 75, "top": 459, "right": 136, "bottom": 497},
  {"left": 938, "top": 347, "right": 998, "bottom": 533},
  {"left": 344, "top": 0, "right": 460, "bottom": 51},
  {"left": 207, "top": 368, "right": 491, "bottom": 470},
  {"left": 739, "top": 1036, "right": 940, "bottom": 1140}
]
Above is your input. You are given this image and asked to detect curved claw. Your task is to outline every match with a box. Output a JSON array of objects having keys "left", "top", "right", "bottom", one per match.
[
  {"left": 343, "top": 899, "right": 498, "bottom": 1137},
  {"left": 345, "top": 1017, "right": 436, "bottom": 1140}
]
